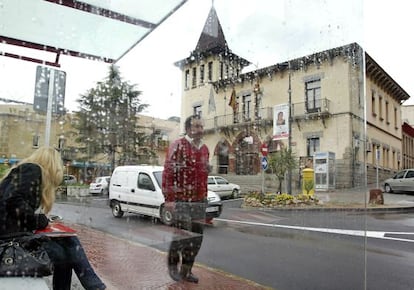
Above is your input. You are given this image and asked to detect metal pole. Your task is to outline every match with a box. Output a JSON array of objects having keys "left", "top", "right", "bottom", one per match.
[
  {"left": 287, "top": 64, "right": 292, "bottom": 195},
  {"left": 44, "top": 69, "right": 55, "bottom": 146},
  {"left": 376, "top": 147, "right": 379, "bottom": 188},
  {"left": 262, "top": 164, "right": 265, "bottom": 194}
]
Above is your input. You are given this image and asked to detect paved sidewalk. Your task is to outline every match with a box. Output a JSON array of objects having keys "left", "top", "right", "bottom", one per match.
[
  {"left": 62, "top": 224, "right": 271, "bottom": 290},
  {"left": 315, "top": 188, "right": 414, "bottom": 210}
]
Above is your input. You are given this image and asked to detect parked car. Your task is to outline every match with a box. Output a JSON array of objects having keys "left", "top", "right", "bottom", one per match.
[
  {"left": 89, "top": 176, "right": 111, "bottom": 195},
  {"left": 63, "top": 174, "right": 77, "bottom": 185},
  {"left": 207, "top": 176, "right": 241, "bottom": 199},
  {"left": 108, "top": 165, "right": 222, "bottom": 225},
  {"left": 383, "top": 169, "right": 414, "bottom": 193}
]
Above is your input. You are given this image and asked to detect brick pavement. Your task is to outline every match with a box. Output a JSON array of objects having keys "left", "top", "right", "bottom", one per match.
[{"left": 66, "top": 224, "right": 271, "bottom": 290}]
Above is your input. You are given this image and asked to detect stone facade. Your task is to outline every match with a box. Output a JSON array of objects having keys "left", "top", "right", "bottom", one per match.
[
  {"left": 175, "top": 6, "right": 410, "bottom": 190},
  {"left": 0, "top": 104, "right": 180, "bottom": 182}
]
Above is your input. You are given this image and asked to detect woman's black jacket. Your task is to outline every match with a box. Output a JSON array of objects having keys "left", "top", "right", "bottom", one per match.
[{"left": 0, "top": 163, "right": 49, "bottom": 236}]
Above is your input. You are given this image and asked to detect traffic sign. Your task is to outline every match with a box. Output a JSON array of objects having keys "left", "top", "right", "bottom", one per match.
[
  {"left": 261, "top": 156, "right": 268, "bottom": 170},
  {"left": 34, "top": 66, "right": 66, "bottom": 115},
  {"left": 261, "top": 143, "right": 268, "bottom": 156}
]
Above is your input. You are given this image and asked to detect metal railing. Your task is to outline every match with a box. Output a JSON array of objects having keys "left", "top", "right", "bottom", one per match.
[
  {"left": 204, "top": 107, "right": 273, "bottom": 130},
  {"left": 291, "top": 98, "right": 331, "bottom": 119},
  {"left": 204, "top": 99, "right": 331, "bottom": 130}
]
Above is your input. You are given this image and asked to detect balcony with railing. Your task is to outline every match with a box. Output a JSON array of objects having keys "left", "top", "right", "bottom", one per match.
[
  {"left": 291, "top": 98, "right": 331, "bottom": 120},
  {"left": 203, "top": 98, "right": 331, "bottom": 132},
  {"left": 204, "top": 107, "right": 273, "bottom": 131}
]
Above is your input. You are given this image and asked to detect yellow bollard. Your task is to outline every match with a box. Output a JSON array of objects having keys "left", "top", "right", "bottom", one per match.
[{"left": 302, "top": 168, "right": 315, "bottom": 196}]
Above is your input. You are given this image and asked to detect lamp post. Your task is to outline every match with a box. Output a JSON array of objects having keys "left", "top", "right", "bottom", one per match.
[
  {"left": 84, "top": 138, "right": 90, "bottom": 183},
  {"left": 287, "top": 62, "right": 292, "bottom": 195},
  {"left": 108, "top": 132, "right": 117, "bottom": 172}
]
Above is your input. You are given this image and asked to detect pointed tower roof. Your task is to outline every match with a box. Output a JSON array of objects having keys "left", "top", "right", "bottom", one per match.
[
  {"left": 194, "top": 6, "right": 227, "bottom": 53},
  {"left": 175, "top": 5, "right": 250, "bottom": 69}
]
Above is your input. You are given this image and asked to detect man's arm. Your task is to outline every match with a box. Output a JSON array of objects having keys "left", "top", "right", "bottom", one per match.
[{"left": 162, "top": 140, "right": 181, "bottom": 202}]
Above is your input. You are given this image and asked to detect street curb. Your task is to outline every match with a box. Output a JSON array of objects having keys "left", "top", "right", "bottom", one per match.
[
  {"left": 56, "top": 197, "right": 414, "bottom": 213},
  {"left": 240, "top": 205, "right": 414, "bottom": 213}
]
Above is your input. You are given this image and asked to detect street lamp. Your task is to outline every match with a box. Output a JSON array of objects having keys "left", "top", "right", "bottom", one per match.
[
  {"left": 288, "top": 62, "right": 292, "bottom": 195},
  {"left": 108, "top": 132, "right": 117, "bottom": 171}
]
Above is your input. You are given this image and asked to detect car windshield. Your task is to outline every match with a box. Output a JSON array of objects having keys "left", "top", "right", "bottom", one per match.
[
  {"left": 395, "top": 171, "right": 406, "bottom": 179},
  {"left": 153, "top": 171, "right": 163, "bottom": 188},
  {"left": 216, "top": 177, "right": 228, "bottom": 184},
  {"left": 2, "top": 1, "right": 414, "bottom": 290}
]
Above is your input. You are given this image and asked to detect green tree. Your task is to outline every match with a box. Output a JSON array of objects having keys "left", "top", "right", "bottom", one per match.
[
  {"left": 0, "top": 164, "right": 10, "bottom": 179},
  {"left": 268, "top": 147, "right": 297, "bottom": 193},
  {"left": 75, "top": 65, "right": 150, "bottom": 168}
]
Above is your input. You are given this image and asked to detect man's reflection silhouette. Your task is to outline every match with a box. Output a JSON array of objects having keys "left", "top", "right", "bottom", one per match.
[{"left": 162, "top": 114, "right": 210, "bottom": 284}]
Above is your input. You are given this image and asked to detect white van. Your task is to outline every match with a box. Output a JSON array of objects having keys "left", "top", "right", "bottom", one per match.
[{"left": 108, "top": 165, "right": 222, "bottom": 225}]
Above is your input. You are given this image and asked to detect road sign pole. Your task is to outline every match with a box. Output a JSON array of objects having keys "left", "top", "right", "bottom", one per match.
[
  {"left": 262, "top": 168, "right": 265, "bottom": 195},
  {"left": 45, "top": 69, "right": 55, "bottom": 147},
  {"left": 261, "top": 156, "right": 268, "bottom": 195}
]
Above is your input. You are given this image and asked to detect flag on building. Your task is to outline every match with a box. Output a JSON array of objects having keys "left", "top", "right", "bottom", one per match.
[
  {"left": 228, "top": 88, "right": 237, "bottom": 112},
  {"left": 208, "top": 86, "right": 216, "bottom": 113}
]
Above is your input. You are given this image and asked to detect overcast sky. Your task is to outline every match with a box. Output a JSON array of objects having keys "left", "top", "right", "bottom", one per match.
[{"left": 0, "top": 0, "right": 413, "bottom": 119}]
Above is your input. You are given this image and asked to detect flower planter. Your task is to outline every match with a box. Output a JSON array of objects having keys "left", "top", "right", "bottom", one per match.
[{"left": 66, "top": 186, "right": 89, "bottom": 197}]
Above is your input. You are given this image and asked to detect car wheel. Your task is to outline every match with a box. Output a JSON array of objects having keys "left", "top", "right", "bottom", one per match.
[
  {"left": 384, "top": 184, "right": 393, "bottom": 193},
  {"left": 111, "top": 201, "right": 124, "bottom": 218},
  {"left": 160, "top": 205, "right": 174, "bottom": 226},
  {"left": 231, "top": 189, "right": 239, "bottom": 199}
]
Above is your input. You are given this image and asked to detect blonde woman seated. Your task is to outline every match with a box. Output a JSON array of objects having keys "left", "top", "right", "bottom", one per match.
[{"left": 0, "top": 146, "right": 106, "bottom": 290}]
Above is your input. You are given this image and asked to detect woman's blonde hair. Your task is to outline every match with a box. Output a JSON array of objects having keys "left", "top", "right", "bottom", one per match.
[{"left": 9, "top": 146, "right": 63, "bottom": 213}]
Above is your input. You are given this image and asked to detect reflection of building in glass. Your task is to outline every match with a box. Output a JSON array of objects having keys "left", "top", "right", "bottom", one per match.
[{"left": 175, "top": 5, "right": 412, "bottom": 189}]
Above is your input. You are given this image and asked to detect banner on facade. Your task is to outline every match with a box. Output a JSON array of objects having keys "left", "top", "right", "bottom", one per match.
[{"left": 273, "top": 103, "right": 289, "bottom": 140}]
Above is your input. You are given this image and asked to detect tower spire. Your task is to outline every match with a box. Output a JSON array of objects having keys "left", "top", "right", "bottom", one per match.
[{"left": 194, "top": 6, "right": 227, "bottom": 52}]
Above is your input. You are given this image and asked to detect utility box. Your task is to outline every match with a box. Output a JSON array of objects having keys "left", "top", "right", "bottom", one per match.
[
  {"left": 313, "top": 151, "right": 335, "bottom": 191},
  {"left": 302, "top": 168, "right": 315, "bottom": 195}
]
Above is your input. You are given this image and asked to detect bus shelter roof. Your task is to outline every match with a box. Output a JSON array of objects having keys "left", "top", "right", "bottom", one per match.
[{"left": 0, "top": 0, "right": 187, "bottom": 67}]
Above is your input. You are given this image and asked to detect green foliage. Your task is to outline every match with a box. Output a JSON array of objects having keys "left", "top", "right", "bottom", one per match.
[
  {"left": 268, "top": 148, "right": 297, "bottom": 193},
  {"left": 303, "top": 179, "right": 314, "bottom": 194},
  {"left": 0, "top": 164, "right": 10, "bottom": 179},
  {"left": 75, "top": 65, "right": 153, "bottom": 166},
  {"left": 244, "top": 191, "right": 319, "bottom": 207}
]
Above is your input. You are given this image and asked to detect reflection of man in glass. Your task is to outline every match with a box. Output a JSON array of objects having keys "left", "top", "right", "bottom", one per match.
[
  {"left": 276, "top": 111, "right": 285, "bottom": 125},
  {"left": 162, "top": 114, "right": 210, "bottom": 283}
]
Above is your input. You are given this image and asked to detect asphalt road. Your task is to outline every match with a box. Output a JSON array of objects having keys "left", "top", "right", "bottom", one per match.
[{"left": 52, "top": 198, "right": 414, "bottom": 290}]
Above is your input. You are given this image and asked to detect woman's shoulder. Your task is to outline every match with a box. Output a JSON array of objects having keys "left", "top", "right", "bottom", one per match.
[{"left": 13, "top": 163, "right": 42, "bottom": 176}]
